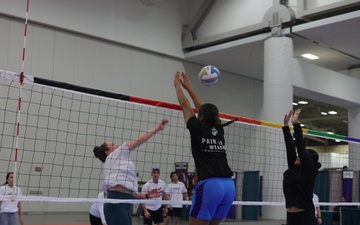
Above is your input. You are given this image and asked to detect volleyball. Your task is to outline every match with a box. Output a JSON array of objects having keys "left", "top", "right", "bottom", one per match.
[{"left": 199, "top": 65, "right": 220, "bottom": 86}]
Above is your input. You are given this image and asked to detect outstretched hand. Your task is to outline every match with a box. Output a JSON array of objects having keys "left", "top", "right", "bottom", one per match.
[
  {"left": 291, "top": 109, "right": 301, "bottom": 125},
  {"left": 148, "top": 187, "right": 163, "bottom": 198},
  {"left": 157, "top": 119, "right": 169, "bottom": 131},
  {"left": 283, "top": 110, "right": 292, "bottom": 126},
  {"left": 180, "top": 72, "right": 192, "bottom": 90},
  {"left": 174, "top": 71, "right": 181, "bottom": 88}
]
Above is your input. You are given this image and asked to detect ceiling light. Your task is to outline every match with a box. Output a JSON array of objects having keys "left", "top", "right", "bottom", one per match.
[
  {"left": 292, "top": 102, "right": 298, "bottom": 106},
  {"left": 328, "top": 111, "right": 337, "bottom": 115},
  {"left": 335, "top": 139, "right": 341, "bottom": 142},
  {"left": 300, "top": 124, "right": 305, "bottom": 127},
  {"left": 327, "top": 132, "right": 334, "bottom": 134},
  {"left": 321, "top": 112, "right": 327, "bottom": 115},
  {"left": 301, "top": 53, "right": 319, "bottom": 60},
  {"left": 298, "top": 101, "right": 308, "bottom": 105}
]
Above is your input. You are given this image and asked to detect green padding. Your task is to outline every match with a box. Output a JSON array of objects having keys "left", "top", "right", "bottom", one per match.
[{"left": 307, "top": 130, "right": 346, "bottom": 140}]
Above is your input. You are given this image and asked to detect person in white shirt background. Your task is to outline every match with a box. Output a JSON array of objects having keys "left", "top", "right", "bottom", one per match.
[
  {"left": 0, "top": 172, "right": 23, "bottom": 225},
  {"left": 313, "top": 193, "right": 322, "bottom": 224},
  {"left": 165, "top": 172, "right": 188, "bottom": 225},
  {"left": 141, "top": 168, "right": 167, "bottom": 225},
  {"left": 89, "top": 191, "right": 107, "bottom": 225}
]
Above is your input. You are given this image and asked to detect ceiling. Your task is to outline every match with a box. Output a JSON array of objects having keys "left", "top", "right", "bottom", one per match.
[{"left": 183, "top": 4, "right": 360, "bottom": 138}]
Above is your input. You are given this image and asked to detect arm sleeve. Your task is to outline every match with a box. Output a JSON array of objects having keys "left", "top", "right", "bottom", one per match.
[
  {"left": 293, "top": 124, "right": 315, "bottom": 173},
  {"left": 282, "top": 126, "right": 297, "bottom": 168}
]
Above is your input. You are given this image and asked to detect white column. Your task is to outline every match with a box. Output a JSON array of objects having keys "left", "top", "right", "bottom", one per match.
[
  {"left": 262, "top": 37, "right": 294, "bottom": 123},
  {"left": 348, "top": 66, "right": 360, "bottom": 170},
  {"left": 348, "top": 107, "right": 360, "bottom": 170},
  {"left": 261, "top": 36, "right": 294, "bottom": 220}
]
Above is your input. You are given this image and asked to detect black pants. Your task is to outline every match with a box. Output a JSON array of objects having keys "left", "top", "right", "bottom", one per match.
[
  {"left": 89, "top": 213, "right": 102, "bottom": 225},
  {"left": 287, "top": 210, "right": 317, "bottom": 225}
]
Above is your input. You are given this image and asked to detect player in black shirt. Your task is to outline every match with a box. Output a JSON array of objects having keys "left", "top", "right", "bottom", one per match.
[
  {"left": 282, "top": 109, "right": 322, "bottom": 225},
  {"left": 174, "top": 71, "right": 235, "bottom": 225}
]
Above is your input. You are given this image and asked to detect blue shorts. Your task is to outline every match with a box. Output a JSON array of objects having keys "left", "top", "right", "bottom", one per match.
[{"left": 189, "top": 177, "right": 235, "bottom": 220}]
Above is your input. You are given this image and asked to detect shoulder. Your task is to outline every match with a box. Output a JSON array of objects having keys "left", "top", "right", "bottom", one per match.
[
  {"left": 187, "top": 116, "right": 201, "bottom": 131},
  {"left": 109, "top": 143, "right": 129, "bottom": 157},
  {"left": 143, "top": 180, "right": 151, "bottom": 187}
]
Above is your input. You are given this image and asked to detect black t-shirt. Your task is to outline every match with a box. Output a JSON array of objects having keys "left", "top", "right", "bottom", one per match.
[
  {"left": 282, "top": 124, "right": 317, "bottom": 211},
  {"left": 187, "top": 116, "right": 233, "bottom": 181}
]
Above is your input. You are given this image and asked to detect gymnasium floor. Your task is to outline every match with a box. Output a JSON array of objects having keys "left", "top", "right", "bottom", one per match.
[{"left": 23, "top": 212, "right": 286, "bottom": 225}]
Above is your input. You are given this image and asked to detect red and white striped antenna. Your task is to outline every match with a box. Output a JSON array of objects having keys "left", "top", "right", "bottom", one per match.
[{"left": 13, "top": 0, "right": 30, "bottom": 195}]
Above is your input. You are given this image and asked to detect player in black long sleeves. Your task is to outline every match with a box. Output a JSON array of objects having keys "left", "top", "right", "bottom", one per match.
[{"left": 282, "top": 109, "right": 322, "bottom": 225}]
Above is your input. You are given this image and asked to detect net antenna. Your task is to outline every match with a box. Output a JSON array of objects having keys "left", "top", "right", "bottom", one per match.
[{"left": 12, "top": 0, "right": 30, "bottom": 199}]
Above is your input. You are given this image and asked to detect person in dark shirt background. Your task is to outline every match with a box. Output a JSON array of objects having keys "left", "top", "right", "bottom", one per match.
[
  {"left": 282, "top": 109, "right": 322, "bottom": 225},
  {"left": 333, "top": 196, "right": 346, "bottom": 212},
  {"left": 174, "top": 71, "right": 235, "bottom": 225}
]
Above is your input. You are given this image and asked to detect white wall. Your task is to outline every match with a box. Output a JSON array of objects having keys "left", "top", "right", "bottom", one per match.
[
  {"left": 195, "top": 0, "right": 273, "bottom": 38},
  {"left": 0, "top": 14, "right": 263, "bottom": 120},
  {"left": 0, "top": 0, "right": 187, "bottom": 58}
]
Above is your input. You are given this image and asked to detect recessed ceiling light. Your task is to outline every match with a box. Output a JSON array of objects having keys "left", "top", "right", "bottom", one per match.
[
  {"left": 321, "top": 112, "right": 327, "bottom": 115},
  {"left": 335, "top": 139, "right": 341, "bottom": 142},
  {"left": 301, "top": 53, "right": 319, "bottom": 60},
  {"left": 298, "top": 101, "right": 308, "bottom": 105},
  {"left": 327, "top": 131, "right": 334, "bottom": 134},
  {"left": 292, "top": 102, "right": 298, "bottom": 106},
  {"left": 328, "top": 111, "right": 337, "bottom": 115}
]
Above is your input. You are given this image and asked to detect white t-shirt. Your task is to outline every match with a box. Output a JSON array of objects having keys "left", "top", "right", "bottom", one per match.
[
  {"left": 103, "top": 143, "right": 138, "bottom": 193},
  {"left": 89, "top": 192, "right": 106, "bottom": 224},
  {"left": 165, "top": 182, "right": 187, "bottom": 208},
  {"left": 141, "top": 179, "right": 166, "bottom": 211},
  {"left": 313, "top": 193, "right": 320, "bottom": 217},
  {"left": 0, "top": 184, "right": 22, "bottom": 213}
]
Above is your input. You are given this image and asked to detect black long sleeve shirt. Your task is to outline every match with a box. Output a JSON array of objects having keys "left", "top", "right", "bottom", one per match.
[{"left": 282, "top": 124, "right": 317, "bottom": 212}]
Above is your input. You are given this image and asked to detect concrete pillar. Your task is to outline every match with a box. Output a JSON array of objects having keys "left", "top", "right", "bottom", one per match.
[
  {"left": 261, "top": 36, "right": 294, "bottom": 220},
  {"left": 348, "top": 66, "right": 360, "bottom": 170},
  {"left": 262, "top": 36, "right": 294, "bottom": 123}
]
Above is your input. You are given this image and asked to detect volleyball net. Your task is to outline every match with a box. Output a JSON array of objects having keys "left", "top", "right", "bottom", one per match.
[{"left": 1, "top": 69, "right": 360, "bottom": 213}]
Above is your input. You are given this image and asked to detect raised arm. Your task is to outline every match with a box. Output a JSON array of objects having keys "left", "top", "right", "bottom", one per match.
[
  {"left": 174, "top": 71, "right": 195, "bottom": 124},
  {"left": 282, "top": 110, "right": 296, "bottom": 168},
  {"left": 126, "top": 119, "right": 168, "bottom": 150},
  {"left": 292, "top": 109, "right": 314, "bottom": 172},
  {"left": 180, "top": 72, "right": 204, "bottom": 111}
]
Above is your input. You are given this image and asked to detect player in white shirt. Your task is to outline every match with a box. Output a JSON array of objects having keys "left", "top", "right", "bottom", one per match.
[
  {"left": 164, "top": 172, "right": 188, "bottom": 225},
  {"left": 141, "top": 168, "right": 167, "bottom": 225},
  {"left": 93, "top": 119, "right": 168, "bottom": 225},
  {"left": 89, "top": 192, "right": 107, "bottom": 225},
  {"left": 0, "top": 172, "right": 23, "bottom": 225},
  {"left": 312, "top": 193, "right": 322, "bottom": 224}
]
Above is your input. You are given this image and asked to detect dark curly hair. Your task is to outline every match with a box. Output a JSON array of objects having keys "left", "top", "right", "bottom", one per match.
[
  {"left": 198, "top": 103, "right": 238, "bottom": 127},
  {"left": 198, "top": 103, "right": 221, "bottom": 126},
  {"left": 170, "top": 171, "right": 178, "bottom": 181},
  {"left": 93, "top": 143, "right": 109, "bottom": 163}
]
